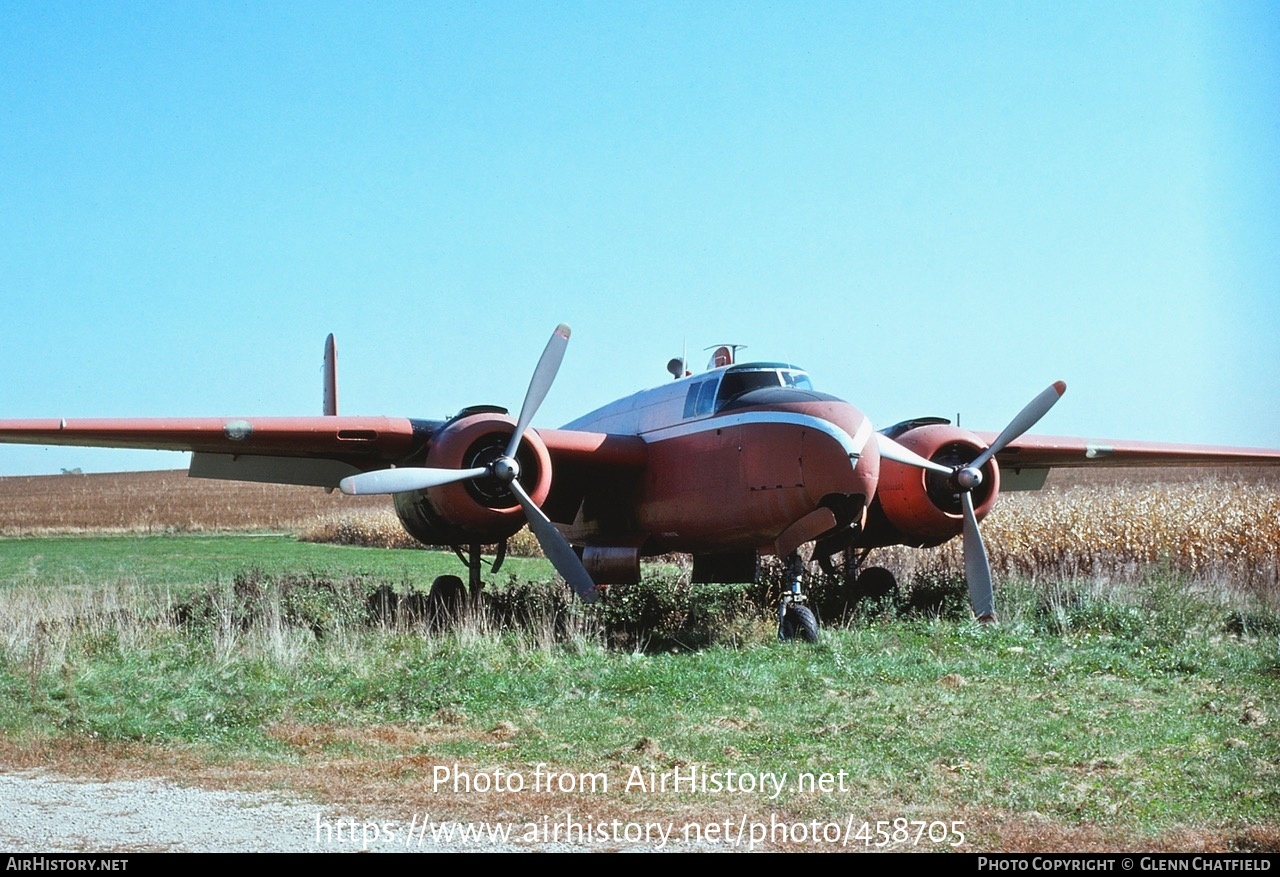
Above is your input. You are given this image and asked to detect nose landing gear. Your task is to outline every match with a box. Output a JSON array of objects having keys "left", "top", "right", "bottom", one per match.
[{"left": 777, "top": 552, "right": 819, "bottom": 643}]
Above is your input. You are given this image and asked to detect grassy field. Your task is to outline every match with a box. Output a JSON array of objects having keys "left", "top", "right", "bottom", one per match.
[
  {"left": 0, "top": 533, "right": 553, "bottom": 592},
  {"left": 0, "top": 468, "right": 1278, "bottom": 852}
]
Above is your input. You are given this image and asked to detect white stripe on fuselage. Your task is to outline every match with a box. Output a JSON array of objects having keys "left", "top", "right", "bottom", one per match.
[{"left": 641, "top": 410, "right": 874, "bottom": 464}]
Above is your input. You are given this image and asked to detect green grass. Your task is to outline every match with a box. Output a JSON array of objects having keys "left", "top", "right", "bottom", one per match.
[
  {"left": 5, "top": 615, "right": 1277, "bottom": 833},
  {"left": 0, "top": 533, "right": 554, "bottom": 592}
]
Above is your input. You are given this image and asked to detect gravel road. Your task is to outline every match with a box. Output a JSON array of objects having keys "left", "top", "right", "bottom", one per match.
[{"left": 0, "top": 770, "right": 526, "bottom": 852}]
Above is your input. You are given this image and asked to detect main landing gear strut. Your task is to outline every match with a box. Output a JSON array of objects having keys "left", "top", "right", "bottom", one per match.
[
  {"left": 452, "top": 539, "right": 508, "bottom": 599},
  {"left": 777, "top": 552, "right": 819, "bottom": 643}
]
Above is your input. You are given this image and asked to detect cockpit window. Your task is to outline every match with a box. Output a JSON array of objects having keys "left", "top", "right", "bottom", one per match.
[
  {"left": 683, "top": 366, "right": 814, "bottom": 419},
  {"left": 781, "top": 370, "right": 814, "bottom": 391},
  {"left": 714, "top": 367, "right": 813, "bottom": 410},
  {"left": 715, "top": 369, "right": 780, "bottom": 407}
]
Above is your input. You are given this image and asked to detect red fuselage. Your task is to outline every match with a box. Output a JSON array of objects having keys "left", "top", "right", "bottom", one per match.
[
  {"left": 633, "top": 396, "right": 879, "bottom": 553},
  {"left": 560, "top": 365, "right": 879, "bottom": 557}
]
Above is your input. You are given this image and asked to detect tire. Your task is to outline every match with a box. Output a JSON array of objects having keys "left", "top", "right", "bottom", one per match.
[
  {"left": 429, "top": 574, "right": 466, "bottom": 606},
  {"left": 779, "top": 604, "right": 819, "bottom": 643},
  {"left": 427, "top": 574, "right": 466, "bottom": 628}
]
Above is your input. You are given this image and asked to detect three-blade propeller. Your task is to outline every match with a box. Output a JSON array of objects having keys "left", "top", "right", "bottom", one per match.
[
  {"left": 876, "top": 381, "right": 1066, "bottom": 621},
  {"left": 338, "top": 324, "right": 598, "bottom": 602}
]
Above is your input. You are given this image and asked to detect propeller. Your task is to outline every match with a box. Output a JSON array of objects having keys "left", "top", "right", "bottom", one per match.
[
  {"left": 339, "top": 324, "right": 598, "bottom": 601},
  {"left": 876, "top": 381, "right": 1066, "bottom": 621}
]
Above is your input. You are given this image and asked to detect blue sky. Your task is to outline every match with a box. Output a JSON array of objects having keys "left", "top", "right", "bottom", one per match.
[{"left": 2, "top": 1, "right": 1277, "bottom": 474}]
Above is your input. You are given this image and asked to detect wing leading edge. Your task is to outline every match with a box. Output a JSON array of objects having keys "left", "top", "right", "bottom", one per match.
[
  {"left": 0, "top": 415, "right": 430, "bottom": 489},
  {"left": 0, "top": 416, "right": 424, "bottom": 456},
  {"left": 988, "top": 433, "right": 1280, "bottom": 468},
  {"left": 0, "top": 417, "right": 648, "bottom": 491}
]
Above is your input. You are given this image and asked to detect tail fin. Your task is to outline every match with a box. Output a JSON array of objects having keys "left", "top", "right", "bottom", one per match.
[{"left": 323, "top": 333, "right": 338, "bottom": 416}]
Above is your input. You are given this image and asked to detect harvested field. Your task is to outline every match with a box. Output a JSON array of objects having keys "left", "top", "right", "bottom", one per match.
[{"left": 0, "top": 469, "right": 389, "bottom": 535}]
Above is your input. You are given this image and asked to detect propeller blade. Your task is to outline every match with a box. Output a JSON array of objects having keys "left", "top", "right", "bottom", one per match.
[
  {"left": 970, "top": 381, "right": 1066, "bottom": 472},
  {"left": 875, "top": 433, "right": 955, "bottom": 476},
  {"left": 339, "top": 466, "right": 489, "bottom": 496},
  {"left": 504, "top": 324, "right": 571, "bottom": 461},
  {"left": 960, "top": 490, "right": 996, "bottom": 621},
  {"left": 507, "top": 477, "right": 598, "bottom": 602}
]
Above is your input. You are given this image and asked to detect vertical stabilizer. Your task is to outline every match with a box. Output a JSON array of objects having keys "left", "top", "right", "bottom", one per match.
[{"left": 323, "top": 334, "right": 338, "bottom": 416}]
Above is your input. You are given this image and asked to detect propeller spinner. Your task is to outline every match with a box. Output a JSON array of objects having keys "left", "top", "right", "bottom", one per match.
[
  {"left": 876, "top": 381, "right": 1066, "bottom": 621},
  {"left": 338, "top": 324, "right": 598, "bottom": 602}
]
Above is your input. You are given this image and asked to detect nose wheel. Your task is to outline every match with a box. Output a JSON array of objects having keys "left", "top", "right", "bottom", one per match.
[
  {"left": 777, "top": 552, "right": 819, "bottom": 643},
  {"left": 779, "top": 600, "right": 819, "bottom": 643}
]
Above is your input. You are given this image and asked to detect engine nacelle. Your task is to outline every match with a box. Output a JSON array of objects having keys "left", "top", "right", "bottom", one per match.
[
  {"left": 872, "top": 424, "right": 1000, "bottom": 547},
  {"left": 394, "top": 412, "right": 553, "bottom": 546}
]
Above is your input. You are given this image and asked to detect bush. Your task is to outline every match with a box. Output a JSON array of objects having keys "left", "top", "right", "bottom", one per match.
[
  {"left": 598, "top": 573, "right": 768, "bottom": 651},
  {"left": 173, "top": 570, "right": 371, "bottom": 639}
]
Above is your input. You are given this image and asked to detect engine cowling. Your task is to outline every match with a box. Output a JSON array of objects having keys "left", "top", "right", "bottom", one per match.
[
  {"left": 873, "top": 424, "right": 1000, "bottom": 547},
  {"left": 394, "top": 412, "right": 553, "bottom": 546}
]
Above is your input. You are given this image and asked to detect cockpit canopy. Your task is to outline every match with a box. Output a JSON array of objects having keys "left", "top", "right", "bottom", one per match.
[{"left": 682, "top": 363, "right": 814, "bottom": 419}]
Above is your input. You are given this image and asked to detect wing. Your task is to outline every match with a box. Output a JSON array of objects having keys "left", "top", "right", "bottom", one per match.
[
  {"left": 0, "top": 416, "right": 649, "bottom": 494},
  {"left": 0, "top": 415, "right": 432, "bottom": 487},
  {"left": 529, "top": 427, "right": 650, "bottom": 526},
  {"left": 983, "top": 432, "right": 1280, "bottom": 490}
]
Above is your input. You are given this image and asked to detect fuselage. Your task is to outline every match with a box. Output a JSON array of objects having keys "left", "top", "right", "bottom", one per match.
[{"left": 562, "top": 362, "right": 880, "bottom": 554}]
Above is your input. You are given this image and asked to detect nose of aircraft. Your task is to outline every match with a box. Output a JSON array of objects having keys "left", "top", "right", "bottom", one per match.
[{"left": 787, "top": 397, "right": 881, "bottom": 510}]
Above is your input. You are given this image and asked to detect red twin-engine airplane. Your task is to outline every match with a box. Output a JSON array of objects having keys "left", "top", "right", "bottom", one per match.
[{"left": 3, "top": 324, "right": 1279, "bottom": 639}]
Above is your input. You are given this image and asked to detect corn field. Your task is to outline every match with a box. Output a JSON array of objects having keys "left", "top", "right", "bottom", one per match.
[
  {"left": 866, "top": 470, "right": 1280, "bottom": 602},
  {"left": 982, "top": 477, "right": 1280, "bottom": 584}
]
